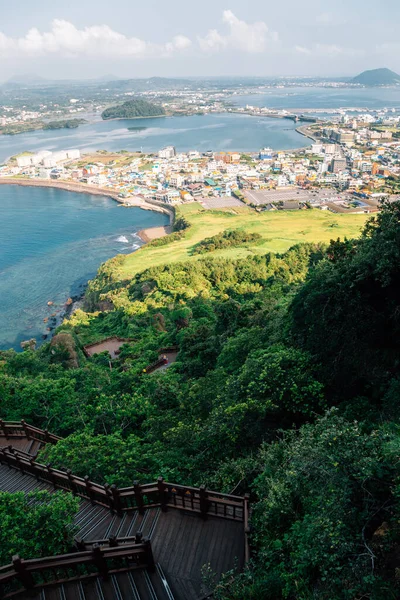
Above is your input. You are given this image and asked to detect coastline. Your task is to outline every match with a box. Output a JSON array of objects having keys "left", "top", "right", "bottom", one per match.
[
  {"left": 0, "top": 179, "right": 174, "bottom": 349},
  {"left": 0, "top": 177, "right": 175, "bottom": 241}
]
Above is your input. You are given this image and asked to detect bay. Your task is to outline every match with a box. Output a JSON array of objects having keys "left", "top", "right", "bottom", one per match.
[
  {"left": 0, "top": 113, "right": 306, "bottom": 162},
  {"left": 0, "top": 88, "right": 399, "bottom": 163},
  {"left": 231, "top": 86, "right": 400, "bottom": 110},
  {"left": 0, "top": 185, "right": 168, "bottom": 350}
]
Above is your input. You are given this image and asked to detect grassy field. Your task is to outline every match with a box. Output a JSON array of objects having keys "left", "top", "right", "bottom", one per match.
[
  {"left": 117, "top": 203, "right": 370, "bottom": 278},
  {"left": 71, "top": 152, "right": 143, "bottom": 168}
]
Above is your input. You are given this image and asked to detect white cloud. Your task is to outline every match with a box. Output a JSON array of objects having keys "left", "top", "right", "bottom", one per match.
[
  {"left": 198, "top": 10, "right": 279, "bottom": 54},
  {"left": 295, "top": 43, "right": 363, "bottom": 58},
  {"left": 0, "top": 20, "right": 192, "bottom": 59},
  {"left": 295, "top": 45, "right": 311, "bottom": 55}
]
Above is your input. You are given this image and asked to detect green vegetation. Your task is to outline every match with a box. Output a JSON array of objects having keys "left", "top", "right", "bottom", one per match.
[
  {"left": 0, "top": 491, "right": 79, "bottom": 564},
  {"left": 43, "top": 118, "right": 87, "bottom": 130},
  {"left": 0, "top": 119, "right": 86, "bottom": 135},
  {"left": 116, "top": 203, "right": 369, "bottom": 277},
  {"left": 2, "top": 202, "right": 400, "bottom": 597},
  {"left": 147, "top": 215, "right": 191, "bottom": 248},
  {"left": 101, "top": 98, "right": 165, "bottom": 120},
  {"left": 352, "top": 67, "right": 400, "bottom": 86},
  {"left": 193, "top": 229, "right": 262, "bottom": 254}
]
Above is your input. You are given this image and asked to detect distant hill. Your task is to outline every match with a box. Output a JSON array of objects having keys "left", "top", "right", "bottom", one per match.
[
  {"left": 101, "top": 98, "right": 166, "bottom": 120},
  {"left": 352, "top": 68, "right": 400, "bottom": 86}
]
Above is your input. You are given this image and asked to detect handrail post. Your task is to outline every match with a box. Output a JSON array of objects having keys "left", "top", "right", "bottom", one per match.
[
  {"left": 199, "top": 485, "right": 208, "bottom": 520},
  {"left": 111, "top": 484, "right": 123, "bottom": 516},
  {"left": 104, "top": 483, "right": 114, "bottom": 512},
  {"left": 244, "top": 493, "right": 250, "bottom": 564},
  {"left": 135, "top": 531, "right": 143, "bottom": 544},
  {"left": 12, "top": 555, "right": 35, "bottom": 591},
  {"left": 134, "top": 480, "right": 145, "bottom": 515},
  {"left": 21, "top": 420, "right": 30, "bottom": 440},
  {"left": 109, "top": 534, "right": 118, "bottom": 547},
  {"left": 66, "top": 469, "right": 77, "bottom": 495},
  {"left": 92, "top": 544, "right": 109, "bottom": 580},
  {"left": 144, "top": 538, "right": 155, "bottom": 571},
  {"left": 84, "top": 475, "right": 95, "bottom": 504},
  {"left": 157, "top": 477, "right": 168, "bottom": 512},
  {"left": 46, "top": 463, "right": 56, "bottom": 488},
  {"left": 15, "top": 452, "right": 24, "bottom": 474},
  {"left": 0, "top": 419, "right": 9, "bottom": 440},
  {"left": 30, "top": 457, "right": 39, "bottom": 480}
]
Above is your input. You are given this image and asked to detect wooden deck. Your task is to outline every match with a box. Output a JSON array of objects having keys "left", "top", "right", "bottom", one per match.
[{"left": 0, "top": 429, "right": 245, "bottom": 600}]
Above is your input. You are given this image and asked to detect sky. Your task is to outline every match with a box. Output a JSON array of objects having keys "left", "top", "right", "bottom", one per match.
[{"left": 0, "top": 0, "right": 399, "bottom": 80}]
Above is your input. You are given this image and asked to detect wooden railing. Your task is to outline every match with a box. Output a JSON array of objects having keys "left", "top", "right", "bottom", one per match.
[
  {"left": 143, "top": 357, "right": 168, "bottom": 374},
  {"left": 0, "top": 420, "right": 61, "bottom": 445},
  {"left": 0, "top": 541, "right": 153, "bottom": 598},
  {"left": 0, "top": 447, "right": 246, "bottom": 522}
]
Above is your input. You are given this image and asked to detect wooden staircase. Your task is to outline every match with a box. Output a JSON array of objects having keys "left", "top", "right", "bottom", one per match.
[
  {"left": 11, "top": 567, "right": 175, "bottom": 600},
  {"left": 0, "top": 422, "right": 249, "bottom": 600}
]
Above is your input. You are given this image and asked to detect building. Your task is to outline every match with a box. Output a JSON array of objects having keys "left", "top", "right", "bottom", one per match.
[
  {"left": 67, "top": 149, "right": 81, "bottom": 160},
  {"left": 16, "top": 156, "right": 32, "bottom": 168},
  {"left": 170, "top": 174, "right": 184, "bottom": 188},
  {"left": 158, "top": 146, "right": 176, "bottom": 159},
  {"left": 259, "top": 147, "right": 273, "bottom": 160},
  {"left": 330, "top": 158, "right": 347, "bottom": 174}
]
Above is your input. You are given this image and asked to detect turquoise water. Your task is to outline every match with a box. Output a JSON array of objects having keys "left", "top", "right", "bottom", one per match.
[{"left": 0, "top": 185, "right": 168, "bottom": 350}]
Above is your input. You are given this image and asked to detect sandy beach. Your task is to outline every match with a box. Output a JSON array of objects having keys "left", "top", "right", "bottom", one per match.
[{"left": 137, "top": 225, "right": 173, "bottom": 242}]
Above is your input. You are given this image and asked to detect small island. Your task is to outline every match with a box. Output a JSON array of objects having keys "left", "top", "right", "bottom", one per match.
[
  {"left": 101, "top": 98, "right": 166, "bottom": 120},
  {"left": 0, "top": 118, "right": 87, "bottom": 136},
  {"left": 352, "top": 67, "right": 400, "bottom": 86}
]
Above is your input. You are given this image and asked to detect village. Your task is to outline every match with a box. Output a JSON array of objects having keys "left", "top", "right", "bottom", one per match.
[{"left": 1, "top": 108, "right": 400, "bottom": 214}]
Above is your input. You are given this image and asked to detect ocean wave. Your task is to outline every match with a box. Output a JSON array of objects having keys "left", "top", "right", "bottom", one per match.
[{"left": 116, "top": 235, "right": 129, "bottom": 243}]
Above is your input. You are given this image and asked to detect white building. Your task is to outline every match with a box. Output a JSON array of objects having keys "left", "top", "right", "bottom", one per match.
[
  {"left": 43, "top": 158, "right": 57, "bottom": 168},
  {"left": 66, "top": 149, "right": 81, "bottom": 160},
  {"left": 52, "top": 151, "right": 68, "bottom": 163},
  {"left": 158, "top": 146, "right": 176, "bottom": 159},
  {"left": 16, "top": 156, "right": 32, "bottom": 168}
]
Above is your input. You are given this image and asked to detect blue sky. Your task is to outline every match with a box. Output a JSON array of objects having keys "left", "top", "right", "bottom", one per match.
[{"left": 0, "top": 0, "right": 399, "bottom": 80}]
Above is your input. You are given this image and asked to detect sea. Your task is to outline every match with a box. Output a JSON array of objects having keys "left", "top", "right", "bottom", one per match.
[
  {"left": 0, "top": 185, "right": 168, "bottom": 350},
  {"left": 1, "top": 86, "right": 399, "bottom": 349},
  {"left": 0, "top": 113, "right": 305, "bottom": 163}
]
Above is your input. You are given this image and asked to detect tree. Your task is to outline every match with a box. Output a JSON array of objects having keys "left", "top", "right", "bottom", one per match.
[{"left": 0, "top": 491, "right": 79, "bottom": 564}]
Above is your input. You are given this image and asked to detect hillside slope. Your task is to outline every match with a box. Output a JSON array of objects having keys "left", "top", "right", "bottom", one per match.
[
  {"left": 117, "top": 203, "right": 368, "bottom": 278},
  {"left": 352, "top": 67, "right": 400, "bottom": 85}
]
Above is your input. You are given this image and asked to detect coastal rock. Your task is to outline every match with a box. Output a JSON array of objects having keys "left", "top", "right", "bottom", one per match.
[{"left": 47, "top": 301, "right": 54, "bottom": 306}]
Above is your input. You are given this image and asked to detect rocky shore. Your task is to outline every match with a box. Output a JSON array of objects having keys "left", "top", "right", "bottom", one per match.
[{"left": 0, "top": 178, "right": 175, "bottom": 348}]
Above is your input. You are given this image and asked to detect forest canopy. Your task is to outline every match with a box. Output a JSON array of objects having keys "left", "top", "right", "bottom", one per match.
[
  {"left": 101, "top": 98, "right": 165, "bottom": 120},
  {"left": 2, "top": 201, "right": 400, "bottom": 598}
]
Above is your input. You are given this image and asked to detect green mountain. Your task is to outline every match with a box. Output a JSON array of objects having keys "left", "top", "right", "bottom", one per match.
[
  {"left": 101, "top": 98, "right": 165, "bottom": 120},
  {"left": 352, "top": 67, "right": 400, "bottom": 86}
]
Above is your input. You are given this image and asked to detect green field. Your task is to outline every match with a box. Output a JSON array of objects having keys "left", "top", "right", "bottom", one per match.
[{"left": 119, "top": 203, "right": 369, "bottom": 278}]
